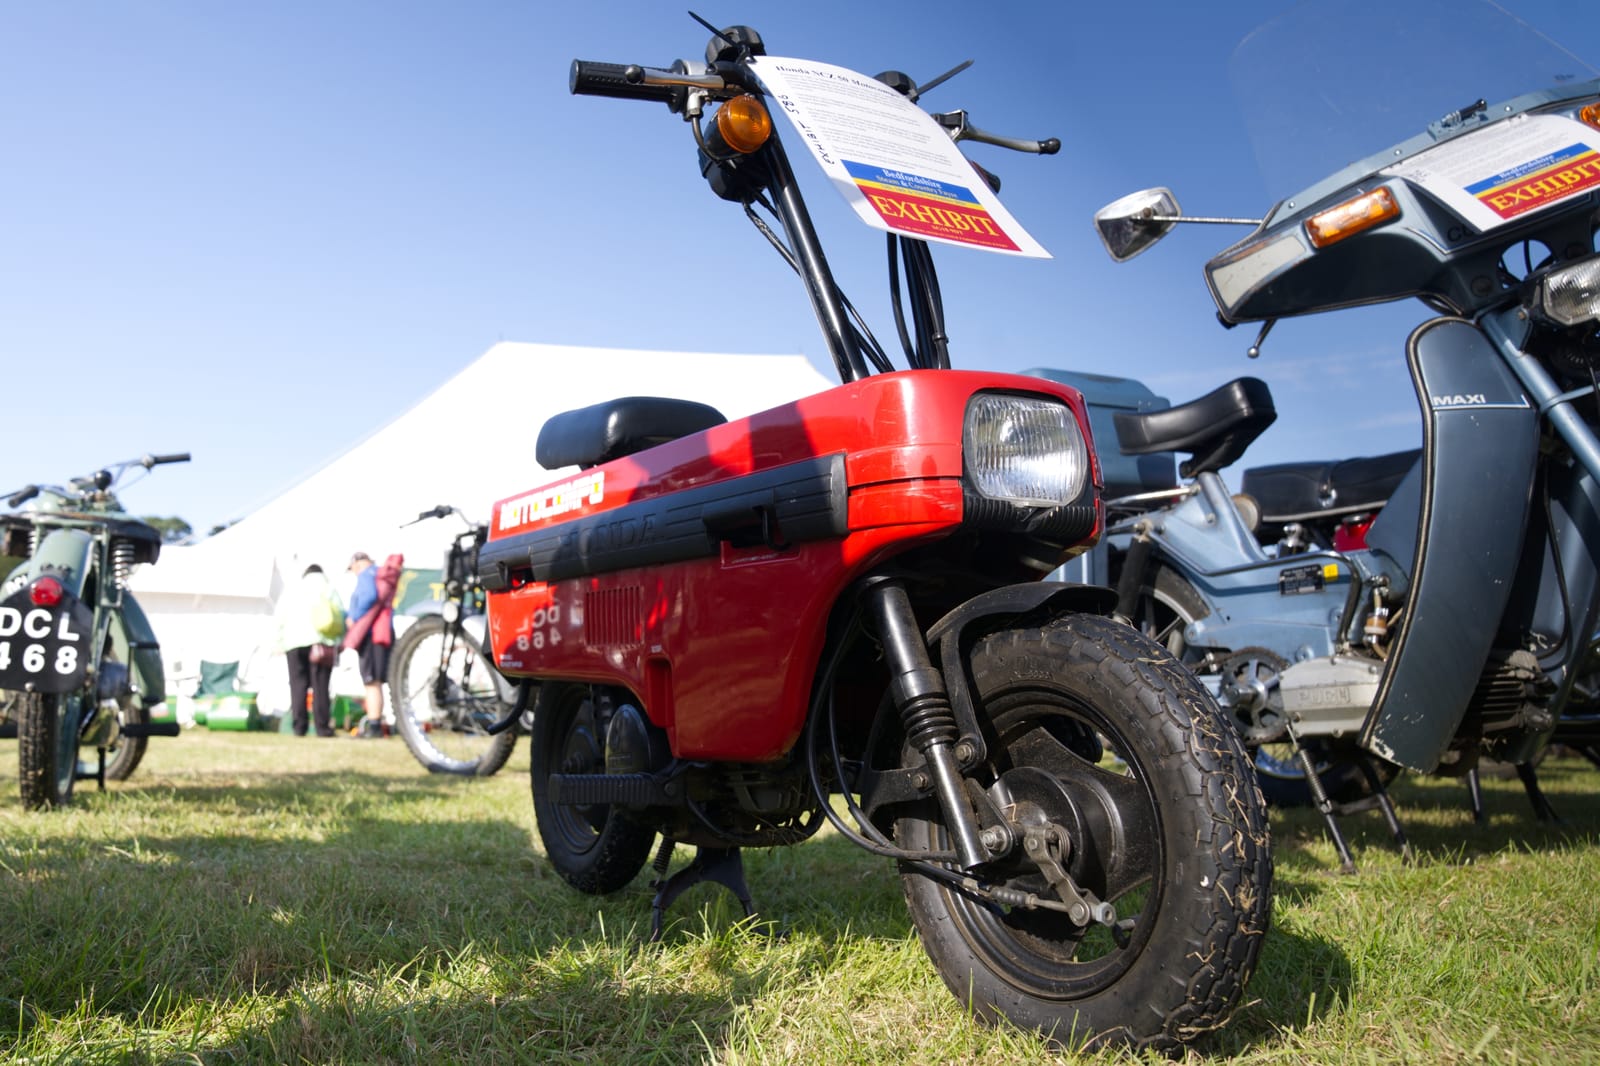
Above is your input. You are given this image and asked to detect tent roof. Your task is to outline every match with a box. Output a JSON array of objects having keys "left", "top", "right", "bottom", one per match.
[{"left": 132, "top": 341, "right": 834, "bottom": 596}]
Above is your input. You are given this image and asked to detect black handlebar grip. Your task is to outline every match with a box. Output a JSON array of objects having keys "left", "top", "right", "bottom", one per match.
[
  {"left": 6, "top": 485, "right": 39, "bottom": 508},
  {"left": 569, "top": 60, "right": 679, "bottom": 103},
  {"left": 151, "top": 453, "right": 191, "bottom": 465},
  {"left": 1039, "top": 138, "right": 1061, "bottom": 155}
]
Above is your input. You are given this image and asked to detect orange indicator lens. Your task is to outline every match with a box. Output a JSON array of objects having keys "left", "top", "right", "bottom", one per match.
[
  {"left": 1582, "top": 101, "right": 1600, "bottom": 132},
  {"left": 1305, "top": 186, "right": 1400, "bottom": 248},
  {"left": 715, "top": 95, "right": 773, "bottom": 154}
]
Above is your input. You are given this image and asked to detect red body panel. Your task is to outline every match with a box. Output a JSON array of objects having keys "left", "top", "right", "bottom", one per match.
[{"left": 486, "top": 369, "right": 1098, "bottom": 762}]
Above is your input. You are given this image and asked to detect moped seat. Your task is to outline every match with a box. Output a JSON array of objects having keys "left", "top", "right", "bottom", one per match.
[
  {"left": 1113, "top": 377, "right": 1276, "bottom": 478},
  {"left": 536, "top": 396, "right": 728, "bottom": 470},
  {"left": 1242, "top": 448, "right": 1421, "bottom": 521}
]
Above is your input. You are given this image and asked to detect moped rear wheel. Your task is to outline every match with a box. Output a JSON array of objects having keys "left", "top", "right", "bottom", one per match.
[
  {"left": 896, "top": 614, "right": 1271, "bottom": 1053},
  {"left": 390, "top": 615, "right": 517, "bottom": 776},
  {"left": 531, "top": 682, "right": 654, "bottom": 894},
  {"left": 1131, "top": 564, "right": 1397, "bottom": 806},
  {"left": 18, "top": 692, "right": 78, "bottom": 809}
]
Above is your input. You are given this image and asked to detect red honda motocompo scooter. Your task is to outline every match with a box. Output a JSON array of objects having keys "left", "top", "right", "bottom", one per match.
[{"left": 477, "top": 21, "right": 1270, "bottom": 1053}]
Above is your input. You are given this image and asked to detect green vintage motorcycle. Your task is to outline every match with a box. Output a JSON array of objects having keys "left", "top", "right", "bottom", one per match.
[{"left": 0, "top": 453, "right": 189, "bottom": 808}]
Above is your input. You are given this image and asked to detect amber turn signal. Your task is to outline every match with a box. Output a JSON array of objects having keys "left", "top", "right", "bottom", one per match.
[
  {"left": 1581, "top": 101, "right": 1600, "bottom": 132},
  {"left": 1305, "top": 186, "right": 1400, "bottom": 249},
  {"left": 715, "top": 95, "right": 773, "bottom": 154}
]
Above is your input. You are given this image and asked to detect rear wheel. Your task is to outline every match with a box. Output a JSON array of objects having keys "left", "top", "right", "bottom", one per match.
[
  {"left": 896, "top": 614, "right": 1271, "bottom": 1053},
  {"left": 1217, "top": 649, "right": 1400, "bottom": 806},
  {"left": 1127, "top": 562, "right": 1398, "bottom": 806},
  {"left": 18, "top": 692, "right": 78, "bottom": 809},
  {"left": 530, "top": 682, "right": 654, "bottom": 894},
  {"left": 390, "top": 615, "right": 517, "bottom": 776}
]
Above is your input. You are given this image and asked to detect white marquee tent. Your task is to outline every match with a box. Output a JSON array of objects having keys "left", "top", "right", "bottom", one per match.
[{"left": 129, "top": 341, "right": 834, "bottom": 716}]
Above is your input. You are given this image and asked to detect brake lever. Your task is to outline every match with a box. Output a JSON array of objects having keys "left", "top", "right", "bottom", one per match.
[{"left": 933, "top": 110, "right": 1059, "bottom": 155}]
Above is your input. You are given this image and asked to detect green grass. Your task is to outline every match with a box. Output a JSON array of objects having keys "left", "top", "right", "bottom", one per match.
[{"left": 3, "top": 731, "right": 1600, "bottom": 1064}]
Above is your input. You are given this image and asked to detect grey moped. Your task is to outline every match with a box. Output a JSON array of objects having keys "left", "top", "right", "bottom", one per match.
[{"left": 1082, "top": 5, "right": 1600, "bottom": 868}]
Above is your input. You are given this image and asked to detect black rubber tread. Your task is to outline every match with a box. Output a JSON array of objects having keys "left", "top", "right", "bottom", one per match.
[
  {"left": 390, "top": 615, "right": 518, "bottom": 777},
  {"left": 18, "top": 692, "right": 74, "bottom": 809},
  {"left": 103, "top": 701, "right": 149, "bottom": 782},
  {"left": 530, "top": 682, "right": 655, "bottom": 894},
  {"left": 898, "top": 613, "right": 1272, "bottom": 1054}
]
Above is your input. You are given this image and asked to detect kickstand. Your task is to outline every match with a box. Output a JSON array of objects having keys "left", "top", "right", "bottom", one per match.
[
  {"left": 1465, "top": 766, "right": 1486, "bottom": 824},
  {"left": 1516, "top": 761, "right": 1563, "bottom": 823},
  {"left": 1288, "top": 721, "right": 1358, "bottom": 874},
  {"left": 1346, "top": 754, "right": 1411, "bottom": 862},
  {"left": 649, "top": 845, "right": 755, "bottom": 942}
]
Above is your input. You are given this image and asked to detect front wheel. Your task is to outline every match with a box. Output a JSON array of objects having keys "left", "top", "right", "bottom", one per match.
[
  {"left": 18, "top": 692, "right": 78, "bottom": 809},
  {"left": 389, "top": 615, "right": 518, "bottom": 776},
  {"left": 104, "top": 700, "right": 150, "bottom": 782},
  {"left": 896, "top": 614, "right": 1272, "bottom": 1054}
]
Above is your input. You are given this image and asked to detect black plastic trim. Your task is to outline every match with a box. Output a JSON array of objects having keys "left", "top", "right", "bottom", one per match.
[{"left": 479, "top": 453, "right": 848, "bottom": 590}]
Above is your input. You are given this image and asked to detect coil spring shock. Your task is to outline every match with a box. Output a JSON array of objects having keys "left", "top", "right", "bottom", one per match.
[
  {"left": 864, "top": 580, "right": 989, "bottom": 870},
  {"left": 112, "top": 537, "right": 137, "bottom": 589}
]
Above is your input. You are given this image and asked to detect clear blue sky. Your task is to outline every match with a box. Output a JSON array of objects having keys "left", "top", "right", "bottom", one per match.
[{"left": 2, "top": 0, "right": 1596, "bottom": 535}]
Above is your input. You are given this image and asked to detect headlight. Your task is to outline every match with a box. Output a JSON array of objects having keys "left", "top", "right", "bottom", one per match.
[
  {"left": 1531, "top": 256, "right": 1600, "bottom": 327},
  {"left": 963, "top": 393, "right": 1088, "bottom": 506},
  {"left": 442, "top": 601, "right": 461, "bottom": 624}
]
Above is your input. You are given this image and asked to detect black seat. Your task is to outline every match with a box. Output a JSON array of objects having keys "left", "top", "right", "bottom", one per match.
[
  {"left": 1113, "top": 377, "right": 1276, "bottom": 478},
  {"left": 1243, "top": 448, "right": 1421, "bottom": 521},
  {"left": 536, "top": 396, "right": 728, "bottom": 470}
]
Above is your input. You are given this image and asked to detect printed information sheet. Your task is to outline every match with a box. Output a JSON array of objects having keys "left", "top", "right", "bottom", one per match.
[
  {"left": 1384, "top": 114, "right": 1600, "bottom": 232},
  {"left": 749, "top": 56, "right": 1049, "bottom": 258}
]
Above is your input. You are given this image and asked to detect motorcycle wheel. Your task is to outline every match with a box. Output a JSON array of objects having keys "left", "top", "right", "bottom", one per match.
[
  {"left": 18, "top": 692, "right": 78, "bottom": 809},
  {"left": 1129, "top": 564, "right": 1399, "bottom": 806},
  {"left": 530, "top": 682, "right": 654, "bottom": 894},
  {"left": 389, "top": 614, "right": 517, "bottom": 776},
  {"left": 103, "top": 699, "right": 149, "bottom": 782},
  {"left": 896, "top": 614, "right": 1271, "bottom": 1054},
  {"left": 1217, "top": 648, "right": 1401, "bottom": 807}
]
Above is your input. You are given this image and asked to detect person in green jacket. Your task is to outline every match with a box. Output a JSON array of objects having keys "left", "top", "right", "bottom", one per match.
[{"left": 275, "top": 563, "right": 345, "bottom": 737}]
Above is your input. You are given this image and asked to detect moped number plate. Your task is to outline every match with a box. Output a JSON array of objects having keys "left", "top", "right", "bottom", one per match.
[{"left": 0, "top": 589, "right": 94, "bottom": 694}]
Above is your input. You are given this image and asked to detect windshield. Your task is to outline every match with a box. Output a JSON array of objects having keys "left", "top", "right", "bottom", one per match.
[{"left": 1230, "top": 0, "right": 1597, "bottom": 201}]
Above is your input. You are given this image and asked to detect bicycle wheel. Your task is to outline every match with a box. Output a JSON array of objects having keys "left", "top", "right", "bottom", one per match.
[{"left": 390, "top": 614, "right": 516, "bottom": 775}]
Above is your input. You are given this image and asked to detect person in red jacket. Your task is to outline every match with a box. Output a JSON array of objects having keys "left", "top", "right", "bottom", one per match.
[{"left": 343, "top": 551, "right": 403, "bottom": 733}]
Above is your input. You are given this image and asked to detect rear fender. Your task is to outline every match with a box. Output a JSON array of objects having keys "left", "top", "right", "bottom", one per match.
[{"left": 3, "top": 527, "right": 94, "bottom": 599}]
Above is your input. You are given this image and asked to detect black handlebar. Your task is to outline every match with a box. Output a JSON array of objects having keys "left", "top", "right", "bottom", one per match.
[
  {"left": 145, "top": 453, "right": 191, "bottom": 467},
  {"left": 6, "top": 485, "right": 39, "bottom": 508},
  {"left": 570, "top": 60, "right": 681, "bottom": 103}
]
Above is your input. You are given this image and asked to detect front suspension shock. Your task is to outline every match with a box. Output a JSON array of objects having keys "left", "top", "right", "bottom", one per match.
[{"left": 862, "top": 580, "right": 990, "bottom": 870}]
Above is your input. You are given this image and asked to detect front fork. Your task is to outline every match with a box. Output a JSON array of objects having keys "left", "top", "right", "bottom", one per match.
[{"left": 862, "top": 580, "right": 993, "bottom": 871}]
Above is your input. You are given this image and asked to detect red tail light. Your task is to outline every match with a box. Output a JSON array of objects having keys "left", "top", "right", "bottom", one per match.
[{"left": 29, "top": 576, "right": 64, "bottom": 607}]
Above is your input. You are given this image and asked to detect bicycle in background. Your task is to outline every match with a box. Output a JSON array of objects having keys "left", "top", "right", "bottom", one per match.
[{"left": 388, "top": 505, "right": 520, "bottom": 775}]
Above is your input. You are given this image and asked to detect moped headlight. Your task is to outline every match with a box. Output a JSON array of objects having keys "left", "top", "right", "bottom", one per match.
[
  {"left": 1531, "top": 256, "right": 1600, "bottom": 327},
  {"left": 964, "top": 393, "right": 1088, "bottom": 506}
]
